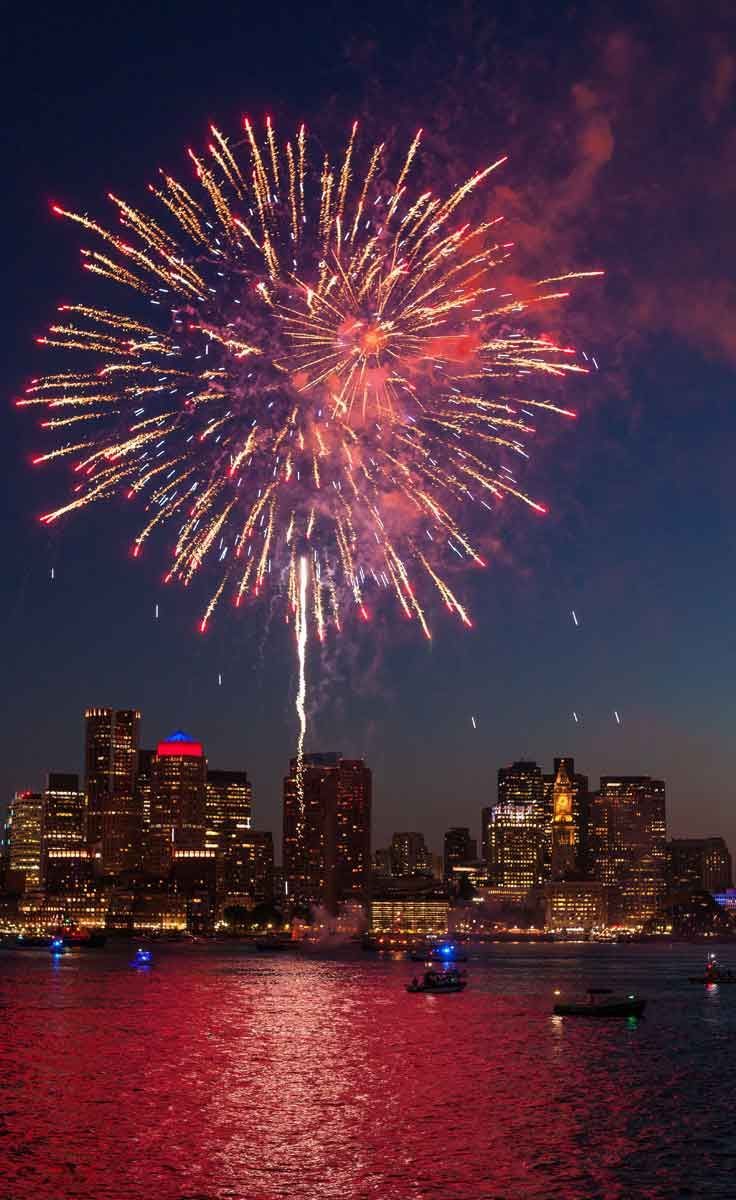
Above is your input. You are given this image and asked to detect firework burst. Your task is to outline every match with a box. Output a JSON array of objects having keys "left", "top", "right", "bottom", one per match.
[{"left": 22, "top": 119, "right": 599, "bottom": 777}]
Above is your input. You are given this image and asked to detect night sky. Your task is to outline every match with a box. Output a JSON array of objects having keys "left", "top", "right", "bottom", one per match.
[{"left": 2, "top": 1, "right": 735, "bottom": 857}]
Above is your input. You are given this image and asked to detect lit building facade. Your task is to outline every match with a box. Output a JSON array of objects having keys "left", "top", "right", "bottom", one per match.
[
  {"left": 390, "top": 832, "right": 432, "bottom": 877},
  {"left": 283, "top": 752, "right": 371, "bottom": 910},
  {"left": 666, "top": 837, "right": 732, "bottom": 894},
  {"left": 589, "top": 776, "right": 667, "bottom": 926},
  {"left": 369, "top": 896, "right": 449, "bottom": 937},
  {"left": 543, "top": 757, "right": 589, "bottom": 874},
  {"left": 544, "top": 881, "right": 612, "bottom": 931},
  {"left": 146, "top": 731, "right": 207, "bottom": 876},
  {"left": 443, "top": 827, "right": 477, "bottom": 881},
  {"left": 550, "top": 760, "right": 577, "bottom": 881},
  {"left": 205, "top": 767, "right": 253, "bottom": 890},
  {"left": 486, "top": 761, "right": 546, "bottom": 892},
  {"left": 85, "top": 707, "right": 141, "bottom": 875},
  {"left": 8, "top": 792, "right": 44, "bottom": 890},
  {"left": 43, "top": 773, "right": 86, "bottom": 882}
]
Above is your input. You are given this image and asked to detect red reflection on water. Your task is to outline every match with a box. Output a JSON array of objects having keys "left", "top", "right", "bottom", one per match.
[{"left": 0, "top": 945, "right": 731, "bottom": 1199}]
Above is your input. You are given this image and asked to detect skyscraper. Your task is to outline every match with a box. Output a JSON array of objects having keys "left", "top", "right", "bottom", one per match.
[
  {"left": 283, "top": 753, "right": 371, "bottom": 911},
  {"left": 443, "top": 827, "right": 477, "bottom": 881},
  {"left": 390, "top": 832, "right": 432, "bottom": 877},
  {"left": 84, "top": 707, "right": 141, "bottom": 875},
  {"left": 589, "top": 776, "right": 667, "bottom": 926},
  {"left": 667, "top": 838, "right": 732, "bottom": 894},
  {"left": 146, "top": 731, "right": 207, "bottom": 876},
  {"left": 206, "top": 768, "right": 252, "bottom": 849},
  {"left": 7, "top": 791, "right": 44, "bottom": 890},
  {"left": 43, "top": 772, "right": 90, "bottom": 892},
  {"left": 486, "top": 761, "right": 546, "bottom": 893}
]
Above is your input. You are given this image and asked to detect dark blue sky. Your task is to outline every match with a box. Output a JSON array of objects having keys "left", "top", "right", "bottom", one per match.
[{"left": 2, "top": 1, "right": 735, "bottom": 855}]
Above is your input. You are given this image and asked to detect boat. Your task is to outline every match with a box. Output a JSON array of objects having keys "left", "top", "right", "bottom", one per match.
[
  {"left": 689, "top": 953, "right": 736, "bottom": 984},
  {"left": 553, "top": 988, "right": 646, "bottom": 1017},
  {"left": 407, "top": 968, "right": 467, "bottom": 994},
  {"left": 409, "top": 942, "right": 468, "bottom": 964},
  {"left": 133, "top": 947, "right": 152, "bottom": 966},
  {"left": 50, "top": 936, "right": 66, "bottom": 956},
  {"left": 255, "top": 935, "right": 295, "bottom": 952}
]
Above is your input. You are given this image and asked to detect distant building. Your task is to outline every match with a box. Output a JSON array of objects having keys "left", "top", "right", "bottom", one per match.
[
  {"left": 205, "top": 767, "right": 254, "bottom": 895},
  {"left": 146, "top": 731, "right": 207, "bottom": 876},
  {"left": 667, "top": 838, "right": 732, "bottom": 894},
  {"left": 283, "top": 753, "right": 371, "bottom": 911},
  {"left": 373, "top": 847, "right": 393, "bottom": 877},
  {"left": 369, "top": 895, "right": 449, "bottom": 937},
  {"left": 390, "top": 832, "right": 432, "bottom": 877},
  {"left": 85, "top": 707, "right": 141, "bottom": 875},
  {"left": 43, "top": 773, "right": 86, "bottom": 884},
  {"left": 136, "top": 749, "right": 155, "bottom": 832},
  {"left": 550, "top": 760, "right": 577, "bottom": 881},
  {"left": 589, "top": 776, "right": 667, "bottom": 926},
  {"left": 543, "top": 757, "right": 590, "bottom": 875},
  {"left": 222, "top": 830, "right": 274, "bottom": 904},
  {"left": 443, "top": 827, "right": 477, "bottom": 881},
  {"left": 486, "top": 762, "right": 546, "bottom": 892},
  {"left": 7, "top": 792, "right": 44, "bottom": 890},
  {"left": 544, "top": 881, "right": 612, "bottom": 931},
  {"left": 172, "top": 848, "right": 220, "bottom": 934}
]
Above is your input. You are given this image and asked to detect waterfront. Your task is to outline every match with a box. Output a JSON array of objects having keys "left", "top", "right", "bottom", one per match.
[{"left": 1, "top": 944, "right": 735, "bottom": 1199}]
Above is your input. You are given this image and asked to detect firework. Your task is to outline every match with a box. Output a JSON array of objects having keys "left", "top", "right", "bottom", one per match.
[{"left": 23, "top": 119, "right": 598, "bottom": 780}]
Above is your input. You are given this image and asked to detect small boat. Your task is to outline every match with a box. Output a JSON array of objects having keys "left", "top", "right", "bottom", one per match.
[
  {"left": 553, "top": 988, "right": 646, "bottom": 1018},
  {"left": 409, "top": 942, "right": 468, "bottom": 963},
  {"left": 255, "top": 936, "right": 295, "bottom": 952},
  {"left": 133, "top": 947, "right": 152, "bottom": 966},
  {"left": 50, "top": 937, "right": 66, "bottom": 956},
  {"left": 407, "top": 968, "right": 467, "bottom": 994},
  {"left": 689, "top": 953, "right": 736, "bottom": 984}
]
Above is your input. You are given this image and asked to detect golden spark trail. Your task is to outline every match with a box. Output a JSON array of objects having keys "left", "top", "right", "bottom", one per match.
[{"left": 294, "top": 554, "right": 309, "bottom": 821}]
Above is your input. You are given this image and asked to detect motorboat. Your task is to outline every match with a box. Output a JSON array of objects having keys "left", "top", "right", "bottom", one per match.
[
  {"left": 407, "top": 968, "right": 467, "bottom": 994},
  {"left": 553, "top": 988, "right": 646, "bottom": 1017},
  {"left": 409, "top": 942, "right": 468, "bottom": 963},
  {"left": 689, "top": 953, "right": 736, "bottom": 984},
  {"left": 133, "top": 947, "right": 153, "bottom": 966}
]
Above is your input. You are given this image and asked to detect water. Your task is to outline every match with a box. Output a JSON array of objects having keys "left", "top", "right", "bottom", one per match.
[{"left": 1, "top": 942, "right": 735, "bottom": 1199}]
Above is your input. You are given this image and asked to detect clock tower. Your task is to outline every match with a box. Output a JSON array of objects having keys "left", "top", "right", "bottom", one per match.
[{"left": 551, "top": 759, "right": 577, "bottom": 880}]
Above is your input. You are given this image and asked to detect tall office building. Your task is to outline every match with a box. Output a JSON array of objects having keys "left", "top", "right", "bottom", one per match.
[
  {"left": 543, "top": 757, "right": 590, "bottom": 874},
  {"left": 223, "top": 830, "right": 274, "bottom": 904},
  {"left": 8, "top": 791, "right": 44, "bottom": 890},
  {"left": 206, "top": 768, "right": 252, "bottom": 849},
  {"left": 443, "top": 827, "right": 477, "bottom": 881},
  {"left": 43, "top": 772, "right": 89, "bottom": 892},
  {"left": 485, "top": 761, "right": 546, "bottom": 892},
  {"left": 390, "top": 832, "right": 432, "bottom": 877},
  {"left": 85, "top": 707, "right": 141, "bottom": 875},
  {"left": 283, "top": 752, "right": 371, "bottom": 911},
  {"left": 589, "top": 776, "right": 667, "bottom": 926},
  {"left": 146, "top": 731, "right": 207, "bottom": 876},
  {"left": 667, "top": 838, "right": 732, "bottom": 894},
  {"left": 136, "top": 749, "right": 156, "bottom": 831},
  {"left": 43, "top": 773, "right": 86, "bottom": 852}
]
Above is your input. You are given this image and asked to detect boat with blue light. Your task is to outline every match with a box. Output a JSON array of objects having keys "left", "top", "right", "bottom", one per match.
[
  {"left": 50, "top": 937, "right": 66, "bottom": 956},
  {"left": 409, "top": 941, "right": 468, "bottom": 963},
  {"left": 133, "top": 947, "right": 153, "bottom": 966}
]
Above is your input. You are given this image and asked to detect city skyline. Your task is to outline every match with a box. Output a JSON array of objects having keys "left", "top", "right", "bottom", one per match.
[{"left": 4, "top": 705, "right": 731, "bottom": 869}]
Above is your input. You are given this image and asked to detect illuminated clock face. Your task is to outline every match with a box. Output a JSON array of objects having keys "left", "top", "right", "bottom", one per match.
[{"left": 556, "top": 791, "right": 572, "bottom": 818}]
